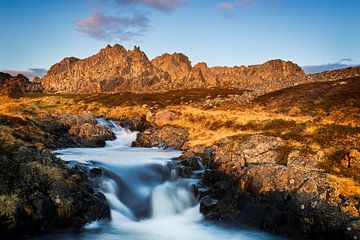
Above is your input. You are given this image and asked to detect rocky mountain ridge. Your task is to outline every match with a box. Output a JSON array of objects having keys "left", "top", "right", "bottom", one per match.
[
  {"left": 38, "top": 44, "right": 360, "bottom": 95},
  {"left": 39, "top": 44, "right": 306, "bottom": 94}
]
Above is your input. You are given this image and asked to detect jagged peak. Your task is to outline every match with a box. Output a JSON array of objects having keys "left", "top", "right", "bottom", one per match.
[
  {"left": 100, "top": 44, "right": 127, "bottom": 55},
  {"left": 194, "top": 62, "right": 209, "bottom": 69},
  {"left": 152, "top": 52, "right": 192, "bottom": 69},
  {"left": 133, "top": 45, "right": 141, "bottom": 52}
]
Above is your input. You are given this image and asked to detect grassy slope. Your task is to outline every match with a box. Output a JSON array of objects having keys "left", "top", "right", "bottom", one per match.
[{"left": 1, "top": 77, "right": 359, "bottom": 182}]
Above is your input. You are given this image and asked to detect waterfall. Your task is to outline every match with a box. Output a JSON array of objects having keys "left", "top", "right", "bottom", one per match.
[
  {"left": 151, "top": 181, "right": 196, "bottom": 218},
  {"left": 48, "top": 119, "right": 283, "bottom": 240}
]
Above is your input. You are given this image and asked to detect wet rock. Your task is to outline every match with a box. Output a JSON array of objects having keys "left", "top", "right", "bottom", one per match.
[
  {"left": 180, "top": 157, "right": 204, "bottom": 171},
  {"left": 38, "top": 112, "right": 116, "bottom": 148},
  {"left": 89, "top": 167, "right": 103, "bottom": 178},
  {"left": 117, "top": 116, "right": 151, "bottom": 131},
  {"left": 200, "top": 196, "right": 219, "bottom": 215}
]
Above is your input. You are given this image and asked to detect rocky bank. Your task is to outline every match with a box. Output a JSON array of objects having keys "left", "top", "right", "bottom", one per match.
[
  {"left": 0, "top": 112, "right": 115, "bottom": 237},
  {"left": 130, "top": 120, "right": 360, "bottom": 239}
]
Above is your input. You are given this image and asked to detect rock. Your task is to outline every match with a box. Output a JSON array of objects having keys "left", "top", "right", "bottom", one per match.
[
  {"left": 89, "top": 167, "right": 103, "bottom": 178},
  {"left": 349, "top": 149, "right": 360, "bottom": 167},
  {"left": 117, "top": 116, "right": 150, "bottom": 132},
  {"left": 39, "top": 112, "right": 116, "bottom": 148},
  {"left": 154, "top": 110, "right": 178, "bottom": 127},
  {"left": 180, "top": 156, "right": 204, "bottom": 171},
  {"left": 211, "top": 134, "right": 285, "bottom": 170},
  {"left": 132, "top": 126, "right": 189, "bottom": 150},
  {"left": 340, "top": 149, "right": 360, "bottom": 169},
  {"left": 0, "top": 72, "right": 43, "bottom": 96},
  {"left": 200, "top": 196, "right": 219, "bottom": 215}
]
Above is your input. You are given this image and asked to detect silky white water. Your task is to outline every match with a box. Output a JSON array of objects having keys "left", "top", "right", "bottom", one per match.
[{"left": 38, "top": 121, "right": 284, "bottom": 240}]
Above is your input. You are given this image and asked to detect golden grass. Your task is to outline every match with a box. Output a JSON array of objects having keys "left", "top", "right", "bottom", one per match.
[
  {"left": 329, "top": 175, "right": 360, "bottom": 197},
  {"left": 1, "top": 94, "right": 359, "bottom": 180}
]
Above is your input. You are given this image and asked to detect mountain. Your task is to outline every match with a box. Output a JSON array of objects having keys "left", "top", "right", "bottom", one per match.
[
  {"left": 39, "top": 44, "right": 309, "bottom": 94},
  {"left": 0, "top": 72, "right": 43, "bottom": 96}
]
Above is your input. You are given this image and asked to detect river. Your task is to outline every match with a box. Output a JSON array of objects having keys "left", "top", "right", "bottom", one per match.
[{"left": 37, "top": 120, "right": 285, "bottom": 240}]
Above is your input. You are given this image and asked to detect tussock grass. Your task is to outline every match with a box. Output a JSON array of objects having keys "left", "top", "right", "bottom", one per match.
[
  {"left": 0, "top": 194, "right": 18, "bottom": 229},
  {"left": 56, "top": 199, "right": 72, "bottom": 220}
]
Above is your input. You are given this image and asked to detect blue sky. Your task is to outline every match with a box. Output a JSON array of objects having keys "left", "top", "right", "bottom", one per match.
[{"left": 1, "top": 0, "right": 359, "bottom": 75}]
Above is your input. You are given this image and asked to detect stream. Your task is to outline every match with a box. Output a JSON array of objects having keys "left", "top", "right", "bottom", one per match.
[{"left": 38, "top": 120, "right": 284, "bottom": 240}]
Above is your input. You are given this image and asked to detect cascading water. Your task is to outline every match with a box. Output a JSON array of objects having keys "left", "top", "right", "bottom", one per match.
[{"left": 37, "top": 120, "right": 285, "bottom": 240}]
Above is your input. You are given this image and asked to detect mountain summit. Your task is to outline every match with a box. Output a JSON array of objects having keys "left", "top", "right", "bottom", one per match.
[{"left": 39, "top": 44, "right": 305, "bottom": 94}]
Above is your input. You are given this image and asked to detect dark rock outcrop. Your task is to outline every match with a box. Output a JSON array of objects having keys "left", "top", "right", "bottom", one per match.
[
  {"left": 25, "top": 111, "right": 116, "bottom": 149},
  {"left": 175, "top": 134, "right": 360, "bottom": 239},
  {"left": 0, "top": 113, "right": 113, "bottom": 237},
  {"left": 0, "top": 72, "right": 43, "bottom": 96}
]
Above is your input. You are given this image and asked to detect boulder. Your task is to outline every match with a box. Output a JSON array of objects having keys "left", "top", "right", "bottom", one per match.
[
  {"left": 154, "top": 110, "right": 178, "bottom": 127},
  {"left": 132, "top": 126, "right": 188, "bottom": 150},
  {"left": 41, "top": 112, "right": 116, "bottom": 148}
]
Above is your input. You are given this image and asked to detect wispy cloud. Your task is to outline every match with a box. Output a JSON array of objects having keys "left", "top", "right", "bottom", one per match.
[
  {"left": 1, "top": 68, "right": 47, "bottom": 80},
  {"left": 75, "top": 11, "right": 150, "bottom": 41},
  {"left": 217, "top": 0, "right": 252, "bottom": 15},
  {"left": 116, "top": 0, "right": 188, "bottom": 12},
  {"left": 302, "top": 58, "right": 358, "bottom": 74}
]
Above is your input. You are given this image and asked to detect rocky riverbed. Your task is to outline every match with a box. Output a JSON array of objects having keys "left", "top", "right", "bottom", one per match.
[{"left": 1, "top": 109, "right": 360, "bottom": 239}]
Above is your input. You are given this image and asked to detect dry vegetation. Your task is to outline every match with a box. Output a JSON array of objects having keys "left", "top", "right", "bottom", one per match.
[{"left": 1, "top": 78, "right": 359, "bottom": 182}]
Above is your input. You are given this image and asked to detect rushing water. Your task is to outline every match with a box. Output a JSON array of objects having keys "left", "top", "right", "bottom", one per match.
[{"left": 38, "top": 120, "right": 284, "bottom": 240}]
